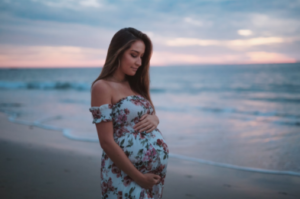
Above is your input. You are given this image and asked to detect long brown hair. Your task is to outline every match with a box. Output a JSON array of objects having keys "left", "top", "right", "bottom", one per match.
[{"left": 91, "top": 27, "right": 155, "bottom": 113}]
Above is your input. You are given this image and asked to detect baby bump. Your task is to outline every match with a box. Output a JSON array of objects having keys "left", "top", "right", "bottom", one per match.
[{"left": 115, "top": 128, "right": 169, "bottom": 176}]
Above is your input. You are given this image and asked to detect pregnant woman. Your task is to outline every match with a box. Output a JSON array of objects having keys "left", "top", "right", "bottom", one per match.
[{"left": 89, "top": 27, "right": 169, "bottom": 199}]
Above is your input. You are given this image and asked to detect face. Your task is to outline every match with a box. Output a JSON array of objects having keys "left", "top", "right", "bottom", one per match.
[{"left": 119, "top": 40, "right": 145, "bottom": 76}]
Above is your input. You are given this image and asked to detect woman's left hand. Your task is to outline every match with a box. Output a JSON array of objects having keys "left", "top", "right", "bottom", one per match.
[{"left": 133, "top": 114, "right": 159, "bottom": 133}]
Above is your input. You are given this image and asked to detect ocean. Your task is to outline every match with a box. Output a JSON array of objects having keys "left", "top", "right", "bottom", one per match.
[{"left": 0, "top": 63, "right": 300, "bottom": 175}]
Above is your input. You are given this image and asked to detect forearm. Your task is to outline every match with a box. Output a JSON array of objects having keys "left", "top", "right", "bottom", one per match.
[{"left": 102, "top": 141, "right": 144, "bottom": 182}]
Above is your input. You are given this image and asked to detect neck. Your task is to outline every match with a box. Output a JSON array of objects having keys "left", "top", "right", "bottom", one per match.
[{"left": 109, "top": 68, "right": 127, "bottom": 83}]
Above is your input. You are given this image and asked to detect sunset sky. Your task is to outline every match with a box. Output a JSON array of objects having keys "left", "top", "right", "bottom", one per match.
[{"left": 0, "top": 0, "right": 299, "bottom": 68}]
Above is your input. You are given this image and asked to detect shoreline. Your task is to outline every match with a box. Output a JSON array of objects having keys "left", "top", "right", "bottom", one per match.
[
  {"left": 1, "top": 112, "right": 300, "bottom": 198},
  {"left": 4, "top": 109, "right": 300, "bottom": 177}
]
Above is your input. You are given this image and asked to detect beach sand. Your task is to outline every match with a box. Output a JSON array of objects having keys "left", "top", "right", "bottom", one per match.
[{"left": 1, "top": 112, "right": 300, "bottom": 199}]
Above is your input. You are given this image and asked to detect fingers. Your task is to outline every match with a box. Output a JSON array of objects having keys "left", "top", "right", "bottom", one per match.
[
  {"left": 133, "top": 118, "right": 148, "bottom": 129},
  {"left": 152, "top": 175, "right": 161, "bottom": 184},
  {"left": 153, "top": 175, "right": 161, "bottom": 180},
  {"left": 150, "top": 174, "right": 161, "bottom": 180},
  {"left": 133, "top": 121, "right": 146, "bottom": 130},
  {"left": 134, "top": 121, "right": 150, "bottom": 131},
  {"left": 146, "top": 126, "right": 156, "bottom": 133},
  {"left": 139, "top": 123, "right": 153, "bottom": 133},
  {"left": 139, "top": 114, "right": 148, "bottom": 121},
  {"left": 133, "top": 114, "right": 148, "bottom": 128},
  {"left": 133, "top": 114, "right": 158, "bottom": 133},
  {"left": 142, "top": 174, "right": 161, "bottom": 189}
]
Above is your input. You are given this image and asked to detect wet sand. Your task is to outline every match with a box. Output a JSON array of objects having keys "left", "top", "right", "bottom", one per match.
[{"left": 1, "top": 113, "right": 300, "bottom": 199}]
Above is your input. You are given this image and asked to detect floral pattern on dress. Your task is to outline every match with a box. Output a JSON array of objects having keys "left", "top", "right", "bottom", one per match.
[
  {"left": 89, "top": 103, "right": 114, "bottom": 123},
  {"left": 89, "top": 95, "right": 169, "bottom": 199}
]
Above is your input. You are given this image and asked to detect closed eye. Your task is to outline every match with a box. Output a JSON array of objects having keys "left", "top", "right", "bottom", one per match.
[{"left": 131, "top": 54, "right": 143, "bottom": 59}]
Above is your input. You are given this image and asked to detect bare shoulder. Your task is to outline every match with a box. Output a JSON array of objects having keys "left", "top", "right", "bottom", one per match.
[
  {"left": 91, "top": 80, "right": 112, "bottom": 106},
  {"left": 91, "top": 79, "right": 111, "bottom": 92}
]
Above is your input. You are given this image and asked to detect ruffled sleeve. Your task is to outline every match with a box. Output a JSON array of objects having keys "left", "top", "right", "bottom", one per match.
[{"left": 89, "top": 104, "right": 113, "bottom": 124}]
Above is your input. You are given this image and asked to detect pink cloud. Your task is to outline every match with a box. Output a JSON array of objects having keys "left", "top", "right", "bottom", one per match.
[
  {"left": 246, "top": 51, "right": 296, "bottom": 64},
  {"left": 0, "top": 45, "right": 297, "bottom": 68},
  {"left": 0, "top": 45, "right": 106, "bottom": 68}
]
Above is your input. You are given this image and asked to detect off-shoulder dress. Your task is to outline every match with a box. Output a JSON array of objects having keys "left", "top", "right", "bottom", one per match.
[{"left": 89, "top": 95, "right": 169, "bottom": 199}]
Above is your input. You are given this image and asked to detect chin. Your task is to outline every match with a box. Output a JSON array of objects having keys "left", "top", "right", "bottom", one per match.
[
  {"left": 130, "top": 70, "right": 137, "bottom": 76},
  {"left": 125, "top": 71, "right": 136, "bottom": 76}
]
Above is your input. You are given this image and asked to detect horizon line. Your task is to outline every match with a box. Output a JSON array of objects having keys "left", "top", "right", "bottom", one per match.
[{"left": 0, "top": 61, "right": 299, "bottom": 69}]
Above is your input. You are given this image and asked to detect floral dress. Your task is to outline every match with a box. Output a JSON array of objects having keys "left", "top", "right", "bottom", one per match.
[{"left": 89, "top": 95, "right": 169, "bottom": 199}]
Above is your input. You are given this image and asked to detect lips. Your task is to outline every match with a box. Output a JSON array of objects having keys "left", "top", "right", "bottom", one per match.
[{"left": 132, "top": 67, "right": 138, "bottom": 71}]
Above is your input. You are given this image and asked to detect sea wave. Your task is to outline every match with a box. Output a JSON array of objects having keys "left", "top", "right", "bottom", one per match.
[
  {"left": 0, "top": 81, "right": 90, "bottom": 90},
  {"left": 156, "top": 106, "right": 300, "bottom": 118},
  {"left": 155, "top": 106, "right": 300, "bottom": 126},
  {"left": 0, "top": 81, "right": 166, "bottom": 93},
  {"left": 2, "top": 110, "right": 300, "bottom": 177},
  {"left": 1, "top": 80, "right": 300, "bottom": 94}
]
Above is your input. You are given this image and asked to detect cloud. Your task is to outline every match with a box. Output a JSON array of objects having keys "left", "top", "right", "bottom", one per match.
[
  {"left": 151, "top": 51, "right": 245, "bottom": 66},
  {"left": 0, "top": 44, "right": 107, "bottom": 67},
  {"left": 31, "top": 0, "right": 102, "bottom": 9},
  {"left": 184, "top": 17, "right": 203, "bottom": 27},
  {"left": 79, "top": 0, "right": 102, "bottom": 8},
  {"left": 165, "top": 36, "right": 295, "bottom": 48},
  {"left": 151, "top": 50, "right": 297, "bottom": 66},
  {"left": 238, "top": 29, "right": 253, "bottom": 36},
  {"left": 246, "top": 51, "right": 296, "bottom": 63},
  {"left": 0, "top": 0, "right": 300, "bottom": 67}
]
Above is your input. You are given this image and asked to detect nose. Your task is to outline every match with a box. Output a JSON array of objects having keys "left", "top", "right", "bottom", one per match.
[{"left": 136, "top": 57, "right": 142, "bottom": 66}]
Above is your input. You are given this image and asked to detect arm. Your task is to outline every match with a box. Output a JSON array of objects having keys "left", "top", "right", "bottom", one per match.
[{"left": 91, "top": 81, "right": 160, "bottom": 188}]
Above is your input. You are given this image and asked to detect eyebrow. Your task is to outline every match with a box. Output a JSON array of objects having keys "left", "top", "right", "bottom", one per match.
[{"left": 131, "top": 50, "right": 144, "bottom": 55}]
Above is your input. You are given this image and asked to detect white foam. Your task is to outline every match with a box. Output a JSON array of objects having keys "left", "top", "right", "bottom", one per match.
[
  {"left": 7, "top": 112, "right": 99, "bottom": 142},
  {"left": 169, "top": 153, "right": 300, "bottom": 177},
  {"left": 4, "top": 111, "right": 300, "bottom": 177}
]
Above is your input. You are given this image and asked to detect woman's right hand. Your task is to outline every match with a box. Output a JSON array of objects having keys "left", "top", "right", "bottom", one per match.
[{"left": 136, "top": 173, "right": 161, "bottom": 189}]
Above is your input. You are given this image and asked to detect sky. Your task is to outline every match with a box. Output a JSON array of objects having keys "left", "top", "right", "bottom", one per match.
[{"left": 0, "top": 0, "right": 300, "bottom": 68}]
